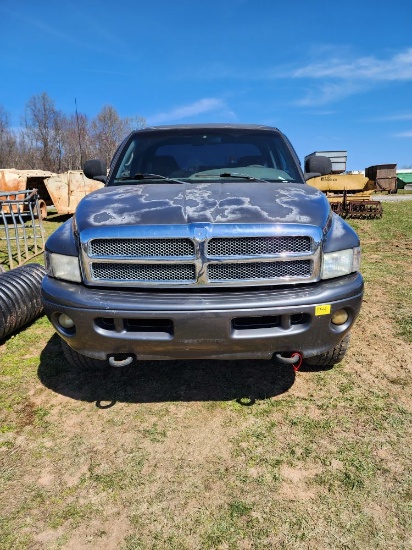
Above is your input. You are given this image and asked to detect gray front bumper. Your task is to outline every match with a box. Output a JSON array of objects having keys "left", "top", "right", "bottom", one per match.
[{"left": 41, "top": 273, "right": 363, "bottom": 360}]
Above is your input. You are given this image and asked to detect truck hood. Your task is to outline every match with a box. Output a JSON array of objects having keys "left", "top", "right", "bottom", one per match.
[{"left": 74, "top": 181, "right": 331, "bottom": 231}]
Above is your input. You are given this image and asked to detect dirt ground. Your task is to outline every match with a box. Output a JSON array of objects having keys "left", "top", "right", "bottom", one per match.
[
  {"left": 0, "top": 280, "right": 409, "bottom": 549},
  {"left": 1, "top": 207, "right": 411, "bottom": 549}
]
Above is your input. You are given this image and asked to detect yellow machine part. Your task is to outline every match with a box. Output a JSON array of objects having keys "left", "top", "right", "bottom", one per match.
[
  {"left": 307, "top": 173, "right": 383, "bottom": 218},
  {"left": 307, "top": 173, "right": 374, "bottom": 193}
]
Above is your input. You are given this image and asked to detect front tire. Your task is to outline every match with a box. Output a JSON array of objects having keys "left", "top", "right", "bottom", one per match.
[
  {"left": 61, "top": 339, "right": 110, "bottom": 371},
  {"left": 304, "top": 333, "right": 350, "bottom": 368}
]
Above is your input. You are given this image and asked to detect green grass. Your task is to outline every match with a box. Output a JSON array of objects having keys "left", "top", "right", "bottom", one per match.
[
  {"left": 0, "top": 202, "right": 411, "bottom": 549},
  {"left": 349, "top": 201, "right": 412, "bottom": 341}
]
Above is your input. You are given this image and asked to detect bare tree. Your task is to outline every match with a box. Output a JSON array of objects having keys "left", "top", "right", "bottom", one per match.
[
  {"left": 129, "top": 115, "right": 147, "bottom": 130},
  {"left": 53, "top": 111, "right": 68, "bottom": 172},
  {"left": 58, "top": 112, "right": 92, "bottom": 171},
  {"left": 23, "top": 92, "right": 63, "bottom": 171},
  {"left": 0, "top": 106, "right": 18, "bottom": 168},
  {"left": 14, "top": 130, "right": 39, "bottom": 169},
  {"left": 1, "top": 95, "right": 146, "bottom": 171},
  {"left": 90, "top": 105, "right": 137, "bottom": 166}
]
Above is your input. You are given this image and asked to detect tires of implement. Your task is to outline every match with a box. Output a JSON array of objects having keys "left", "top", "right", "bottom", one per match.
[
  {"left": 61, "top": 339, "right": 110, "bottom": 371},
  {"left": 304, "top": 333, "right": 350, "bottom": 368}
]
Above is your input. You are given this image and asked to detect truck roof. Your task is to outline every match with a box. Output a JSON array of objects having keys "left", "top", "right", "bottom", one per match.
[{"left": 131, "top": 123, "right": 281, "bottom": 134}]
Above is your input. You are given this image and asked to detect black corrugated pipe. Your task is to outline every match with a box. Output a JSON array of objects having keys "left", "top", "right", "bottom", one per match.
[{"left": 0, "top": 263, "right": 47, "bottom": 341}]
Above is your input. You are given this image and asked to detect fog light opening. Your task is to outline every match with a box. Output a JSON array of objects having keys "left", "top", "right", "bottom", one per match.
[
  {"left": 331, "top": 308, "right": 349, "bottom": 326},
  {"left": 58, "top": 313, "right": 75, "bottom": 329}
]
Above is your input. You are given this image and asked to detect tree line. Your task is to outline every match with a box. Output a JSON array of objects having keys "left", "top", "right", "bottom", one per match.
[{"left": 0, "top": 92, "right": 146, "bottom": 173}]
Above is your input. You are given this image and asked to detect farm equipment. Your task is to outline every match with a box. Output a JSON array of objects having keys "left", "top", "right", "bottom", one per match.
[
  {"left": 305, "top": 151, "right": 393, "bottom": 219},
  {"left": 0, "top": 168, "right": 104, "bottom": 218},
  {"left": 306, "top": 172, "right": 383, "bottom": 218},
  {"left": 0, "top": 263, "right": 46, "bottom": 341},
  {"left": 0, "top": 169, "right": 53, "bottom": 219},
  {"left": 0, "top": 189, "right": 47, "bottom": 336},
  {"left": 0, "top": 189, "right": 46, "bottom": 269},
  {"left": 44, "top": 170, "right": 105, "bottom": 215},
  {"left": 365, "top": 164, "right": 397, "bottom": 194}
]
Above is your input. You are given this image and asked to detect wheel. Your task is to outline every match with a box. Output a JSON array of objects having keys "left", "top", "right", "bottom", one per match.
[
  {"left": 38, "top": 200, "right": 47, "bottom": 219},
  {"left": 304, "top": 333, "right": 350, "bottom": 368},
  {"left": 61, "top": 339, "right": 110, "bottom": 371}
]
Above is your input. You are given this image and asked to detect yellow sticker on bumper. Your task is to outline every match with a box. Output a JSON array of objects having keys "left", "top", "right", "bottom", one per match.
[{"left": 315, "top": 304, "right": 331, "bottom": 316}]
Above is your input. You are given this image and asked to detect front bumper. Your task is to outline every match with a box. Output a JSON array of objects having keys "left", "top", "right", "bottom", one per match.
[{"left": 41, "top": 273, "right": 363, "bottom": 360}]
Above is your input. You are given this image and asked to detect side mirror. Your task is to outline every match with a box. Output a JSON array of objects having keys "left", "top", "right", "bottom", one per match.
[
  {"left": 83, "top": 159, "right": 107, "bottom": 183},
  {"left": 304, "top": 155, "right": 332, "bottom": 180}
]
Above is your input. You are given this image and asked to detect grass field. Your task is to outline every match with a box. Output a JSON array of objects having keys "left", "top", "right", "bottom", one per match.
[{"left": 1, "top": 202, "right": 411, "bottom": 549}]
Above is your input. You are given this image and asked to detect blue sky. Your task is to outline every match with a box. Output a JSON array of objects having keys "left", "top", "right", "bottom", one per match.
[{"left": 1, "top": 0, "right": 412, "bottom": 171}]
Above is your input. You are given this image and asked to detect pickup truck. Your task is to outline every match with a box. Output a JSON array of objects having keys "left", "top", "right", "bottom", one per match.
[{"left": 41, "top": 124, "right": 363, "bottom": 370}]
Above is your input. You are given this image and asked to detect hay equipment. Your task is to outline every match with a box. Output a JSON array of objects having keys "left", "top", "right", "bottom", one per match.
[{"left": 305, "top": 151, "right": 393, "bottom": 219}]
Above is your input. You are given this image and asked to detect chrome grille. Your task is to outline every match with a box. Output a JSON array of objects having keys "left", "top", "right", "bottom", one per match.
[
  {"left": 81, "top": 224, "right": 321, "bottom": 287},
  {"left": 89, "top": 238, "right": 195, "bottom": 258},
  {"left": 91, "top": 263, "right": 196, "bottom": 282},
  {"left": 207, "top": 236, "right": 312, "bottom": 256},
  {"left": 208, "top": 261, "right": 312, "bottom": 281}
]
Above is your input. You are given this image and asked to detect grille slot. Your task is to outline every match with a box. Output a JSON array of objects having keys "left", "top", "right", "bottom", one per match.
[
  {"left": 95, "top": 317, "right": 173, "bottom": 335},
  {"left": 232, "top": 313, "right": 310, "bottom": 330},
  {"left": 207, "top": 236, "right": 312, "bottom": 256},
  {"left": 91, "top": 263, "right": 196, "bottom": 282},
  {"left": 232, "top": 315, "right": 280, "bottom": 329},
  {"left": 89, "top": 238, "right": 195, "bottom": 258},
  {"left": 208, "top": 260, "right": 312, "bottom": 281}
]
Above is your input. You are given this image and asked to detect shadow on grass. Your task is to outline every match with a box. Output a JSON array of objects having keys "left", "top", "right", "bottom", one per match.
[
  {"left": 44, "top": 212, "right": 72, "bottom": 224},
  {"left": 38, "top": 334, "right": 296, "bottom": 406}
]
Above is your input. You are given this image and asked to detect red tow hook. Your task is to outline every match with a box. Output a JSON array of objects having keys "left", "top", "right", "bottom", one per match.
[
  {"left": 291, "top": 352, "right": 303, "bottom": 372},
  {"left": 275, "top": 352, "right": 303, "bottom": 372}
]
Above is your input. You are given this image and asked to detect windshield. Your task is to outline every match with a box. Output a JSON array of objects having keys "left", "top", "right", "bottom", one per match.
[{"left": 111, "top": 129, "right": 304, "bottom": 184}]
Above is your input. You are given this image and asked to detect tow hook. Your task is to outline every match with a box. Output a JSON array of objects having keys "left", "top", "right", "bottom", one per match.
[
  {"left": 275, "top": 352, "right": 303, "bottom": 371},
  {"left": 108, "top": 356, "right": 134, "bottom": 368}
]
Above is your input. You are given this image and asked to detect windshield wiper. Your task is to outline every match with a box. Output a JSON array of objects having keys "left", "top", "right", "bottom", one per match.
[
  {"left": 192, "top": 171, "right": 271, "bottom": 183},
  {"left": 117, "top": 173, "right": 186, "bottom": 184},
  {"left": 219, "top": 172, "right": 271, "bottom": 183},
  {"left": 219, "top": 172, "right": 292, "bottom": 183}
]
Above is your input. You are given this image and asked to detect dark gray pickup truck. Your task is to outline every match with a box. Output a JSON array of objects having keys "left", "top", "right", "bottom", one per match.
[{"left": 41, "top": 124, "right": 363, "bottom": 370}]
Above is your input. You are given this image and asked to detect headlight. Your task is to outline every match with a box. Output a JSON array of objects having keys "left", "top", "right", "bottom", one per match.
[
  {"left": 322, "top": 247, "right": 361, "bottom": 280},
  {"left": 45, "top": 252, "right": 82, "bottom": 283}
]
